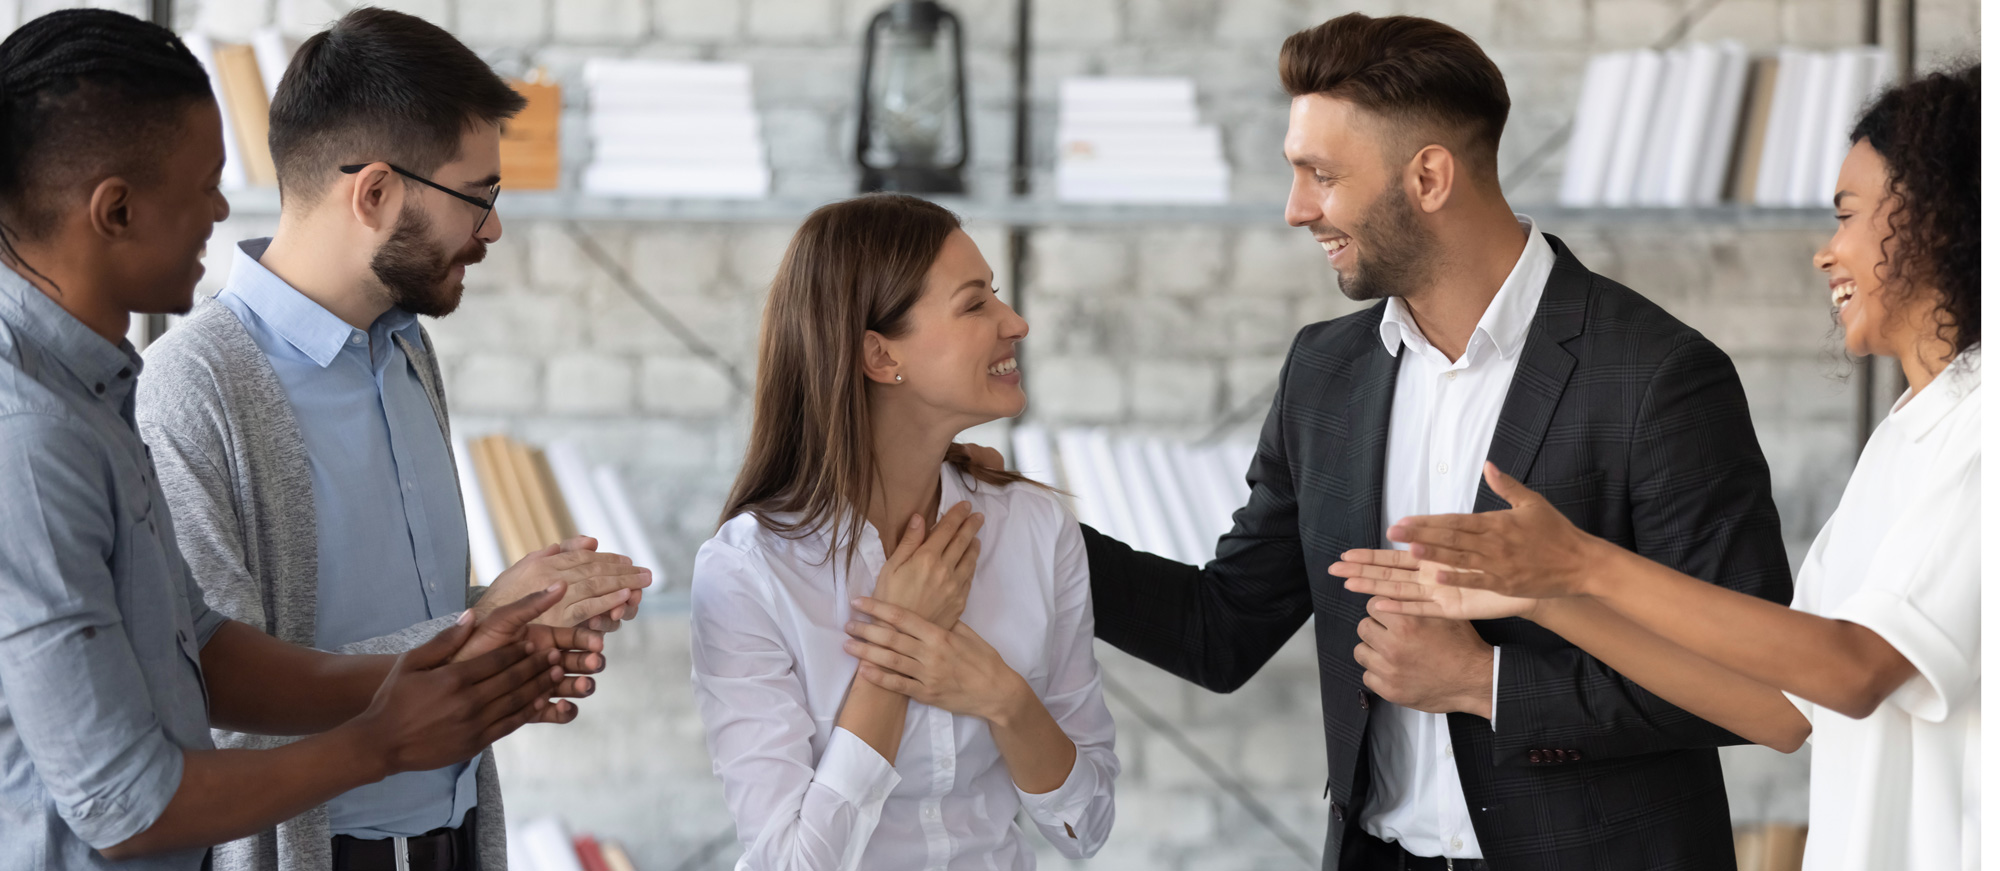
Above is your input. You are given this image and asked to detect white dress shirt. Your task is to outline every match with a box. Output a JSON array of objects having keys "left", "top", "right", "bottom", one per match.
[
  {"left": 1788, "top": 351, "right": 1979, "bottom": 871},
  {"left": 691, "top": 465, "right": 1118, "bottom": 871},
  {"left": 1362, "top": 216, "right": 1554, "bottom": 859}
]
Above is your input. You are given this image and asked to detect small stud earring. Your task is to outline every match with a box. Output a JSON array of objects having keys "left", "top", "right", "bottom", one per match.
[{"left": 895, "top": 374, "right": 904, "bottom": 383}]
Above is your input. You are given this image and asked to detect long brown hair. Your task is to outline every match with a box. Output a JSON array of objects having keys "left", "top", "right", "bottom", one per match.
[{"left": 721, "top": 193, "right": 1037, "bottom": 559}]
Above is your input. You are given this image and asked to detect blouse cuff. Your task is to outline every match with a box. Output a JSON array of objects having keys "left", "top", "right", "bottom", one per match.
[
  {"left": 816, "top": 727, "right": 902, "bottom": 807},
  {"left": 1014, "top": 748, "right": 1097, "bottom": 836},
  {"left": 1831, "top": 587, "right": 1975, "bottom": 723}
]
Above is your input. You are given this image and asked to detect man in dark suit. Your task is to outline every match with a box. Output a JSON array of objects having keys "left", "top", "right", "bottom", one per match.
[{"left": 1077, "top": 14, "right": 1792, "bottom": 870}]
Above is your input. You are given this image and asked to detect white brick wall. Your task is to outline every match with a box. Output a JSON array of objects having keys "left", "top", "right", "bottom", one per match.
[{"left": 8, "top": 0, "right": 1978, "bottom": 865}]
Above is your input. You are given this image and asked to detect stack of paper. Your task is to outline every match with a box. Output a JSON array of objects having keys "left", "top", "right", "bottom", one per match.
[
  {"left": 1055, "top": 77, "right": 1230, "bottom": 203},
  {"left": 581, "top": 59, "right": 770, "bottom": 199},
  {"left": 1012, "top": 424, "right": 1253, "bottom": 565},
  {"left": 1560, "top": 43, "right": 1887, "bottom": 208}
]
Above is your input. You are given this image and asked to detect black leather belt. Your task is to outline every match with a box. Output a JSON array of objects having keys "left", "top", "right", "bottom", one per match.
[
  {"left": 1344, "top": 830, "right": 1491, "bottom": 871},
  {"left": 330, "top": 807, "right": 479, "bottom": 871}
]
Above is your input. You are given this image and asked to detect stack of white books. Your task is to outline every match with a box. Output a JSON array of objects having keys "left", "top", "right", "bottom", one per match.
[
  {"left": 581, "top": 59, "right": 770, "bottom": 199},
  {"left": 1011, "top": 424, "right": 1254, "bottom": 566},
  {"left": 1559, "top": 43, "right": 1890, "bottom": 208},
  {"left": 1055, "top": 77, "right": 1230, "bottom": 204},
  {"left": 1750, "top": 46, "right": 1893, "bottom": 208}
]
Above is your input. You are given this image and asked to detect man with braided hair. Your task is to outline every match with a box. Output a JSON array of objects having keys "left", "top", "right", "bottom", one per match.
[{"left": 0, "top": 10, "right": 605, "bottom": 870}]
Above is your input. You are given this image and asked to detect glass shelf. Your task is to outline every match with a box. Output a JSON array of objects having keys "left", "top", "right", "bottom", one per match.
[{"left": 218, "top": 186, "right": 1833, "bottom": 229}]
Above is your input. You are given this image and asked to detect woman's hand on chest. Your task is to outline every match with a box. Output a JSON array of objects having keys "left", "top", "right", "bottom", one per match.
[
  {"left": 844, "top": 596, "right": 1034, "bottom": 726},
  {"left": 870, "top": 502, "right": 984, "bottom": 630}
]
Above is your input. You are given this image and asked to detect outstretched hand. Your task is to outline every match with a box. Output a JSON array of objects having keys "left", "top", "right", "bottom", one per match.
[
  {"left": 1330, "top": 549, "right": 1540, "bottom": 621},
  {"left": 1384, "top": 462, "right": 1607, "bottom": 599}
]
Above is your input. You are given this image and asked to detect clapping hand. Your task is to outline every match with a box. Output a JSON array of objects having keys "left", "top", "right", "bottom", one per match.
[
  {"left": 479, "top": 535, "right": 652, "bottom": 631},
  {"left": 450, "top": 582, "right": 607, "bottom": 724},
  {"left": 1331, "top": 549, "right": 1540, "bottom": 621},
  {"left": 351, "top": 587, "right": 585, "bottom": 775},
  {"left": 1382, "top": 462, "right": 1607, "bottom": 600}
]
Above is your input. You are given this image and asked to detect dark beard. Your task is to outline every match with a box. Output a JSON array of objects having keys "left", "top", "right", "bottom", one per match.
[
  {"left": 1336, "top": 183, "right": 1436, "bottom": 302},
  {"left": 369, "top": 203, "right": 484, "bottom": 318}
]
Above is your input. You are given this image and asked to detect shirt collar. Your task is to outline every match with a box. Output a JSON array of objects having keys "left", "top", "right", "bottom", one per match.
[
  {"left": 1377, "top": 215, "right": 1553, "bottom": 363},
  {"left": 0, "top": 261, "right": 145, "bottom": 406},
  {"left": 1886, "top": 347, "right": 1981, "bottom": 442},
  {"left": 223, "top": 238, "right": 419, "bottom": 368}
]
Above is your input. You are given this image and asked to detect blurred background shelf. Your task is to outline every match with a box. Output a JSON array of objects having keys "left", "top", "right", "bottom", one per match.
[{"left": 219, "top": 187, "right": 1834, "bottom": 229}]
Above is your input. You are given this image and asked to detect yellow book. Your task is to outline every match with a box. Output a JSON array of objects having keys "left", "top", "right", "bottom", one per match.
[
  {"left": 212, "top": 43, "right": 278, "bottom": 186},
  {"left": 509, "top": 441, "right": 562, "bottom": 550},
  {"left": 474, "top": 435, "right": 532, "bottom": 564},
  {"left": 530, "top": 448, "right": 578, "bottom": 540}
]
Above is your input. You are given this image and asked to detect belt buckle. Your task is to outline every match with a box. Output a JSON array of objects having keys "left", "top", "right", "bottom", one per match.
[{"left": 393, "top": 836, "right": 410, "bottom": 871}]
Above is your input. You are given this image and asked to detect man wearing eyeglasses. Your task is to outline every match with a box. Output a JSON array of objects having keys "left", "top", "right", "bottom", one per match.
[{"left": 133, "top": 9, "right": 652, "bottom": 871}]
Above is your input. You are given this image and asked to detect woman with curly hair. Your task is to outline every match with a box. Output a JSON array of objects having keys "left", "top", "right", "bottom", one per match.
[{"left": 1334, "top": 64, "right": 1979, "bottom": 869}]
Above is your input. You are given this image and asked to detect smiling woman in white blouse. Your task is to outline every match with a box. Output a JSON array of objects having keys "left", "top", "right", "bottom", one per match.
[
  {"left": 1335, "top": 65, "right": 1980, "bottom": 870},
  {"left": 690, "top": 193, "right": 1117, "bottom": 870}
]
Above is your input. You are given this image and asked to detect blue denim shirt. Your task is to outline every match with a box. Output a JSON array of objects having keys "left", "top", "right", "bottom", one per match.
[
  {"left": 0, "top": 265, "right": 226, "bottom": 870},
  {"left": 214, "top": 240, "right": 475, "bottom": 838}
]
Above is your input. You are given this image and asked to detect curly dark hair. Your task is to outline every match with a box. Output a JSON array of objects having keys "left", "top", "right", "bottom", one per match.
[{"left": 1849, "top": 63, "right": 1979, "bottom": 358}]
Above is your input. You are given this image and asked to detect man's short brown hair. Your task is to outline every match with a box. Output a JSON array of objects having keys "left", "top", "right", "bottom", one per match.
[
  {"left": 269, "top": 7, "right": 525, "bottom": 207},
  {"left": 1280, "top": 13, "right": 1510, "bottom": 178}
]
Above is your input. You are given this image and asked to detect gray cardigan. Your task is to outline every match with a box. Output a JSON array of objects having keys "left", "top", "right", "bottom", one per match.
[{"left": 135, "top": 299, "right": 506, "bottom": 871}]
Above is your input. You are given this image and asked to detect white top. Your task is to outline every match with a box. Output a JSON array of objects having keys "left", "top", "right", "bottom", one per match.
[
  {"left": 1365, "top": 216, "right": 1556, "bottom": 859},
  {"left": 1788, "top": 351, "right": 1981, "bottom": 871},
  {"left": 690, "top": 465, "right": 1119, "bottom": 871}
]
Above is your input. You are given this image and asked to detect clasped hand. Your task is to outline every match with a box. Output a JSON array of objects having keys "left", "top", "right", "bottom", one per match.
[
  {"left": 844, "top": 598, "right": 1029, "bottom": 724},
  {"left": 846, "top": 499, "right": 1027, "bottom": 722}
]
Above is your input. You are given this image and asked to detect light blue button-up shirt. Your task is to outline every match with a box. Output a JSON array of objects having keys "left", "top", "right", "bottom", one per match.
[
  {"left": 215, "top": 239, "right": 476, "bottom": 838},
  {"left": 0, "top": 264, "right": 225, "bottom": 870}
]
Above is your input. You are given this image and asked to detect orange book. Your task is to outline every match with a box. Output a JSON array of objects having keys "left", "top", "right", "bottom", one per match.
[{"left": 502, "top": 76, "right": 561, "bottom": 190}]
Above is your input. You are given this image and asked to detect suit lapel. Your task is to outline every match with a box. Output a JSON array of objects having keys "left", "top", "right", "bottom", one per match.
[
  {"left": 1477, "top": 233, "right": 1589, "bottom": 511},
  {"left": 1339, "top": 309, "right": 1401, "bottom": 548}
]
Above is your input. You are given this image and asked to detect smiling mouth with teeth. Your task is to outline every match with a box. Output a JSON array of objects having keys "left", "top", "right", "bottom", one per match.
[
  {"left": 1831, "top": 285, "right": 1855, "bottom": 309},
  {"left": 988, "top": 357, "right": 1018, "bottom": 377},
  {"left": 1319, "top": 237, "right": 1351, "bottom": 255}
]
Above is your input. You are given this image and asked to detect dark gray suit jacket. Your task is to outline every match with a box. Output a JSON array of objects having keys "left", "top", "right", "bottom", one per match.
[{"left": 1082, "top": 233, "right": 1791, "bottom": 870}]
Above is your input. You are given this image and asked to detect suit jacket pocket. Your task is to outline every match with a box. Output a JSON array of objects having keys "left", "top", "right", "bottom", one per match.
[{"left": 1524, "top": 469, "right": 1606, "bottom": 511}]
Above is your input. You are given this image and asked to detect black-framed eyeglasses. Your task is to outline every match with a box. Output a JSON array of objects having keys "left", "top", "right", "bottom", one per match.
[{"left": 340, "top": 163, "right": 501, "bottom": 235}]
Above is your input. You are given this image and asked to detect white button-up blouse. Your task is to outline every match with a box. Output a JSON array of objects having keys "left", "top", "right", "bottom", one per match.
[
  {"left": 691, "top": 465, "right": 1118, "bottom": 870},
  {"left": 1789, "top": 350, "right": 1981, "bottom": 871}
]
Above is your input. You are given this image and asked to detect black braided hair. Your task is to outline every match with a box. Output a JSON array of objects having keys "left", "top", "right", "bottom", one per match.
[
  {"left": 0, "top": 8, "right": 212, "bottom": 282},
  {"left": 1849, "top": 63, "right": 1980, "bottom": 358}
]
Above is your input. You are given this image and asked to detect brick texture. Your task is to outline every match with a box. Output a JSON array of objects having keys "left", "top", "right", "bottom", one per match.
[{"left": 20, "top": 0, "right": 1952, "bottom": 864}]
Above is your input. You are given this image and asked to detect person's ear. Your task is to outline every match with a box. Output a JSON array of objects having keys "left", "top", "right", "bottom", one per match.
[
  {"left": 346, "top": 161, "right": 402, "bottom": 234},
  {"left": 1408, "top": 143, "right": 1456, "bottom": 214},
  {"left": 860, "top": 330, "right": 903, "bottom": 385},
  {"left": 86, "top": 176, "right": 137, "bottom": 242}
]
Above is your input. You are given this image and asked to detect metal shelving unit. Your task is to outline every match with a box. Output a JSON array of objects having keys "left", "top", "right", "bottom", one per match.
[{"left": 216, "top": 186, "right": 1835, "bottom": 229}]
